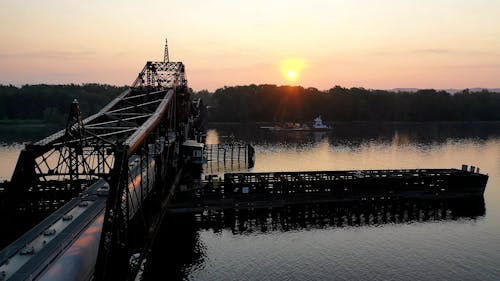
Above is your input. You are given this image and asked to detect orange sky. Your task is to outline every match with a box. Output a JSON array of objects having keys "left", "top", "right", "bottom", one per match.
[{"left": 1, "top": 0, "right": 499, "bottom": 91}]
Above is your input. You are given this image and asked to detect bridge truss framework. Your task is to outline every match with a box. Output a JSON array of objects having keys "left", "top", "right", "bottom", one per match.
[{"left": 3, "top": 40, "right": 199, "bottom": 280}]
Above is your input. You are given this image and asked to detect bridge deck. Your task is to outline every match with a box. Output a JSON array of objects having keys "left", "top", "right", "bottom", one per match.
[{"left": 0, "top": 180, "right": 107, "bottom": 280}]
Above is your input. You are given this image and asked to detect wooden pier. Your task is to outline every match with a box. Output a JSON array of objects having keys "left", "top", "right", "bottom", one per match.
[{"left": 202, "top": 143, "right": 255, "bottom": 174}]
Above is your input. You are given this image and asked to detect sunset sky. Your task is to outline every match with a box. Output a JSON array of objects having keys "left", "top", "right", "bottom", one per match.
[{"left": 1, "top": 0, "right": 499, "bottom": 91}]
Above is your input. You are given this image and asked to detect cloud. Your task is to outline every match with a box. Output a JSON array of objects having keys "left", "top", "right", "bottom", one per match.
[
  {"left": 436, "top": 63, "right": 500, "bottom": 69},
  {"left": 411, "top": 48, "right": 452, "bottom": 55},
  {"left": 410, "top": 48, "right": 495, "bottom": 56},
  {"left": 0, "top": 50, "right": 94, "bottom": 60},
  {"left": 371, "top": 48, "right": 497, "bottom": 57}
]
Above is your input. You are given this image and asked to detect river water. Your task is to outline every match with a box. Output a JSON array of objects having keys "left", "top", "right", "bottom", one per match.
[
  {"left": 1, "top": 123, "right": 499, "bottom": 280},
  {"left": 147, "top": 123, "right": 500, "bottom": 281}
]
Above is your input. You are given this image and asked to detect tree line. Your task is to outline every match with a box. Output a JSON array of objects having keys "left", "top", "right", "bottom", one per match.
[
  {"left": 194, "top": 85, "right": 500, "bottom": 122},
  {"left": 0, "top": 84, "right": 126, "bottom": 124},
  {"left": 1, "top": 84, "right": 498, "bottom": 124}
]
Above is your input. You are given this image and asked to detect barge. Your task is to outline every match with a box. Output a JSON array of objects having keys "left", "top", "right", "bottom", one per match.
[{"left": 171, "top": 165, "right": 488, "bottom": 211}]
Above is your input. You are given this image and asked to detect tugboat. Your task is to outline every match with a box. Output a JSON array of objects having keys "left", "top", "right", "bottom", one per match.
[
  {"left": 260, "top": 116, "right": 333, "bottom": 131},
  {"left": 311, "top": 115, "right": 331, "bottom": 131}
]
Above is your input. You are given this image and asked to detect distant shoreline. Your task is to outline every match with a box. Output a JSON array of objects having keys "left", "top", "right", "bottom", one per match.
[
  {"left": 0, "top": 119, "right": 53, "bottom": 127},
  {"left": 1, "top": 120, "right": 498, "bottom": 129},
  {"left": 208, "top": 120, "right": 500, "bottom": 125}
]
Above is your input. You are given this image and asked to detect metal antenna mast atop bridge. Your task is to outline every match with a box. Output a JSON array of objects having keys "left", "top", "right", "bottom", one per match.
[{"left": 164, "top": 37, "right": 169, "bottom": 62}]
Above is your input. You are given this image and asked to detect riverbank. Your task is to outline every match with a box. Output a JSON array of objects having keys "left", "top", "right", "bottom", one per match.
[
  {"left": 0, "top": 119, "right": 53, "bottom": 127},
  {"left": 0, "top": 123, "right": 61, "bottom": 143},
  {"left": 208, "top": 120, "right": 500, "bottom": 126}
]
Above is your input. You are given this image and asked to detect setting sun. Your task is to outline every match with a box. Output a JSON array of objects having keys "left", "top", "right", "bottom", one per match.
[{"left": 280, "top": 58, "right": 307, "bottom": 83}]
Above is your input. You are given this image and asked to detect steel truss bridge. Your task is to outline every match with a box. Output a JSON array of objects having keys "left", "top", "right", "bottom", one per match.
[{"left": 0, "top": 40, "right": 203, "bottom": 281}]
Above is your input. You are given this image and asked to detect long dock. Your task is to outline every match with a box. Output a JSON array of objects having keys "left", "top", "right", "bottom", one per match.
[{"left": 171, "top": 166, "right": 488, "bottom": 211}]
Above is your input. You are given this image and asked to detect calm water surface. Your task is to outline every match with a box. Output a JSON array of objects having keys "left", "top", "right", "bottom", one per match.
[
  {"left": 148, "top": 123, "right": 500, "bottom": 281},
  {"left": 1, "top": 123, "right": 499, "bottom": 280}
]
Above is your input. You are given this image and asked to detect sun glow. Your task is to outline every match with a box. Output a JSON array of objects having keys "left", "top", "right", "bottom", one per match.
[{"left": 280, "top": 58, "right": 307, "bottom": 82}]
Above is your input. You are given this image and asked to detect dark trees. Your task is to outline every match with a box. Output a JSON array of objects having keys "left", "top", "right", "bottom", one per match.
[
  {"left": 194, "top": 85, "right": 500, "bottom": 122},
  {"left": 0, "top": 84, "right": 126, "bottom": 124}
]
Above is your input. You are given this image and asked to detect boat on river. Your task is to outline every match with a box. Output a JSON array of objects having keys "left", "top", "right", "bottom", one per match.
[{"left": 260, "top": 116, "right": 332, "bottom": 131}]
